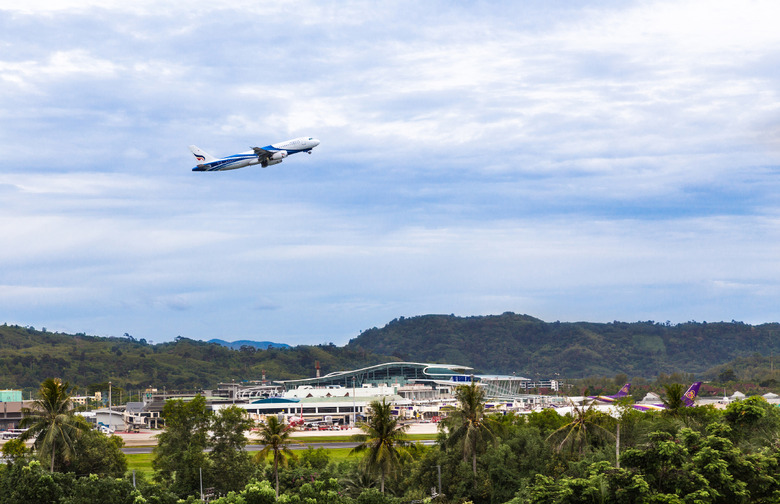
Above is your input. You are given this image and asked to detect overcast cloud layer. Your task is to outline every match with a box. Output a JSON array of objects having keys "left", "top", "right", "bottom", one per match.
[{"left": 2, "top": 0, "right": 780, "bottom": 345}]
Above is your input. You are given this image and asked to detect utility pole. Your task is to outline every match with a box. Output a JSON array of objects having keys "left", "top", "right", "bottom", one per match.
[
  {"left": 108, "top": 381, "right": 112, "bottom": 428},
  {"left": 352, "top": 376, "right": 356, "bottom": 427}
]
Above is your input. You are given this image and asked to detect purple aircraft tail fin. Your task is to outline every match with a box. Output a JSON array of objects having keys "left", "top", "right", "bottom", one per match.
[
  {"left": 616, "top": 383, "right": 631, "bottom": 397},
  {"left": 682, "top": 382, "right": 702, "bottom": 407}
]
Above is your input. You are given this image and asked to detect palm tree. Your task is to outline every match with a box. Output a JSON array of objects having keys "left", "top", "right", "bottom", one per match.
[
  {"left": 350, "top": 398, "right": 410, "bottom": 493},
  {"left": 340, "top": 469, "right": 378, "bottom": 497},
  {"left": 20, "top": 378, "right": 88, "bottom": 472},
  {"left": 546, "top": 399, "right": 615, "bottom": 457},
  {"left": 661, "top": 383, "right": 686, "bottom": 415},
  {"left": 442, "top": 381, "right": 498, "bottom": 476},
  {"left": 255, "top": 415, "right": 297, "bottom": 497}
]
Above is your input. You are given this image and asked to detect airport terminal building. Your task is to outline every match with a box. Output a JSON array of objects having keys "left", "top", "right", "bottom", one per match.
[
  {"left": 214, "top": 361, "right": 554, "bottom": 425},
  {"left": 277, "top": 362, "right": 473, "bottom": 393},
  {"left": 276, "top": 361, "right": 549, "bottom": 399}
]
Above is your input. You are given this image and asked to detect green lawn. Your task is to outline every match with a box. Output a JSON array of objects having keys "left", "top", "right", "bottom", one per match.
[
  {"left": 128, "top": 448, "right": 358, "bottom": 476},
  {"left": 126, "top": 441, "right": 435, "bottom": 476},
  {"left": 126, "top": 434, "right": 437, "bottom": 476},
  {"left": 125, "top": 452, "right": 155, "bottom": 477}
]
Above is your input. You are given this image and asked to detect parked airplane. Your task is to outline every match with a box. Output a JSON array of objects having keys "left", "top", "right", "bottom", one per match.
[
  {"left": 589, "top": 383, "right": 631, "bottom": 404},
  {"left": 632, "top": 382, "right": 702, "bottom": 412},
  {"left": 189, "top": 136, "right": 320, "bottom": 172}
]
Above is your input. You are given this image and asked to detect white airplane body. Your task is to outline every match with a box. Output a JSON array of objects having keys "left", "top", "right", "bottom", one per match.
[{"left": 189, "top": 136, "right": 320, "bottom": 172}]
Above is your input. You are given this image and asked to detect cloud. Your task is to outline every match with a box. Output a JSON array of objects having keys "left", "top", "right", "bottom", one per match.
[{"left": 1, "top": 1, "right": 780, "bottom": 344}]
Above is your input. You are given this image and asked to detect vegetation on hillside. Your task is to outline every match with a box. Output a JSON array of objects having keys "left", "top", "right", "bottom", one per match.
[
  {"left": 0, "top": 324, "right": 392, "bottom": 394},
  {"left": 3, "top": 313, "right": 780, "bottom": 395},
  {"left": 347, "top": 313, "right": 780, "bottom": 378}
]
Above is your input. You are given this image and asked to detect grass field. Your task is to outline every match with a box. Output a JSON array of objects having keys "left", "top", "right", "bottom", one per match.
[
  {"left": 125, "top": 437, "right": 437, "bottom": 477},
  {"left": 126, "top": 452, "right": 154, "bottom": 477},
  {"left": 127, "top": 447, "right": 361, "bottom": 477}
]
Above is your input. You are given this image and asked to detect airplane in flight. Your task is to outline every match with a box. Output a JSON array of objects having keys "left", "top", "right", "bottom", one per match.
[
  {"left": 589, "top": 383, "right": 631, "bottom": 404},
  {"left": 189, "top": 136, "right": 320, "bottom": 172},
  {"left": 632, "top": 382, "right": 702, "bottom": 412}
]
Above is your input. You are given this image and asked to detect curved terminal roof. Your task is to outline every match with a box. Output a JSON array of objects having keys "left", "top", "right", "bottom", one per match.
[{"left": 276, "top": 362, "right": 473, "bottom": 390}]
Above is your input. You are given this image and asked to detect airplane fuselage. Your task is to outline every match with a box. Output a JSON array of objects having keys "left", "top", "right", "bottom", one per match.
[{"left": 191, "top": 137, "right": 320, "bottom": 172}]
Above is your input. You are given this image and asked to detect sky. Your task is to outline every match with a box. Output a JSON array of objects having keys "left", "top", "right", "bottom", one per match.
[{"left": 2, "top": 1, "right": 780, "bottom": 346}]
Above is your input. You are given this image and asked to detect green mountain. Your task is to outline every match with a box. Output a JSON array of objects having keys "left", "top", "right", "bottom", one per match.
[
  {"left": 344, "top": 313, "right": 780, "bottom": 378},
  {"left": 0, "top": 324, "right": 389, "bottom": 394},
  {"left": 3, "top": 313, "right": 779, "bottom": 394}
]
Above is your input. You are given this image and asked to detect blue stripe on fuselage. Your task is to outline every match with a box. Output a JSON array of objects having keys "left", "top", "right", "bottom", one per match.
[{"left": 191, "top": 146, "right": 307, "bottom": 171}]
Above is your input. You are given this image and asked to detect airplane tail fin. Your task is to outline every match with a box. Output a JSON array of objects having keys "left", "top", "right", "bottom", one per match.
[
  {"left": 682, "top": 382, "right": 702, "bottom": 407},
  {"left": 189, "top": 145, "right": 217, "bottom": 163},
  {"left": 616, "top": 383, "right": 631, "bottom": 397}
]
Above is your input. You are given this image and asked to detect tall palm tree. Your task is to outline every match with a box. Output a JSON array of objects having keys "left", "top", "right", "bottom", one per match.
[
  {"left": 546, "top": 399, "right": 615, "bottom": 457},
  {"left": 256, "top": 415, "right": 297, "bottom": 497},
  {"left": 350, "top": 398, "right": 410, "bottom": 493},
  {"left": 20, "top": 378, "right": 88, "bottom": 472},
  {"left": 443, "top": 381, "right": 498, "bottom": 476}
]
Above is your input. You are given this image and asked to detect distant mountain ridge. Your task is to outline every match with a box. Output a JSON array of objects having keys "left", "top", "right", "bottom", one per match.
[
  {"left": 2, "top": 314, "right": 779, "bottom": 392},
  {"left": 0, "top": 324, "right": 385, "bottom": 391},
  {"left": 344, "top": 313, "right": 780, "bottom": 378},
  {"left": 207, "top": 339, "right": 290, "bottom": 350}
]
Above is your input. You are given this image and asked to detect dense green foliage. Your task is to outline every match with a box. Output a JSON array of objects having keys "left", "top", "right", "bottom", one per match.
[
  {"left": 347, "top": 313, "right": 780, "bottom": 378},
  {"left": 5, "top": 393, "right": 780, "bottom": 503},
  {"left": 5, "top": 314, "right": 780, "bottom": 395},
  {"left": 210, "top": 406, "right": 257, "bottom": 495},
  {"left": 0, "top": 324, "right": 391, "bottom": 393},
  {"left": 152, "top": 395, "right": 212, "bottom": 496},
  {"left": 67, "top": 422, "right": 128, "bottom": 477}
]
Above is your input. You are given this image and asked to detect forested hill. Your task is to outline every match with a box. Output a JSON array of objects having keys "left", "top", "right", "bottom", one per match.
[
  {"left": 3, "top": 314, "right": 780, "bottom": 393},
  {"left": 345, "top": 313, "right": 780, "bottom": 378},
  {"left": 0, "top": 324, "right": 390, "bottom": 393}
]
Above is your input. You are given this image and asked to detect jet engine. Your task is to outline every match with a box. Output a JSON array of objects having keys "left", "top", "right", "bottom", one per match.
[
  {"left": 259, "top": 150, "right": 287, "bottom": 168},
  {"left": 261, "top": 158, "right": 284, "bottom": 168}
]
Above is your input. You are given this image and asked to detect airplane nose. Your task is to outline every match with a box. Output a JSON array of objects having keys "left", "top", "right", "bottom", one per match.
[{"left": 312, "top": 138, "right": 320, "bottom": 146}]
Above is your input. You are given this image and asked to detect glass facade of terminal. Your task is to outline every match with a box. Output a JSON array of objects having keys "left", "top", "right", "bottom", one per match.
[{"left": 277, "top": 362, "right": 474, "bottom": 390}]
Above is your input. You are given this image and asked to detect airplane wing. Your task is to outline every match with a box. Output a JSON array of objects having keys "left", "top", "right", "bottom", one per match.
[{"left": 252, "top": 147, "right": 274, "bottom": 161}]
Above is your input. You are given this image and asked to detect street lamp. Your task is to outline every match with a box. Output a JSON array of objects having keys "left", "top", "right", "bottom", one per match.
[{"left": 352, "top": 376, "right": 356, "bottom": 427}]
